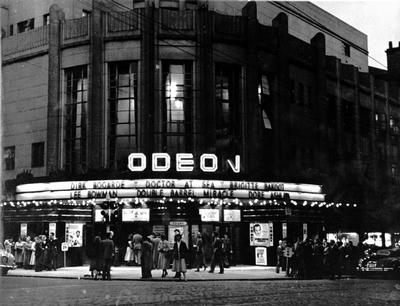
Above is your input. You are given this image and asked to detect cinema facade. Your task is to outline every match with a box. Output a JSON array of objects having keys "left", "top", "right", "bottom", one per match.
[{"left": 1, "top": 0, "right": 394, "bottom": 265}]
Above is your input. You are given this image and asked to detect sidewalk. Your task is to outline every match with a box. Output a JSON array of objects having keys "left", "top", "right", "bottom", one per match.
[{"left": 7, "top": 265, "right": 290, "bottom": 281}]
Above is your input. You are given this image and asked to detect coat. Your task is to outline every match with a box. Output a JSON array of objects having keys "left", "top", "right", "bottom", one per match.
[
  {"left": 173, "top": 241, "right": 188, "bottom": 260},
  {"left": 102, "top": 239, "right": 115, "bottom": 260}
]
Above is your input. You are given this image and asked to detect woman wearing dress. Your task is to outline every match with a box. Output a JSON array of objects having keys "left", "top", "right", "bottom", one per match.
[
  {"left": 14, "top": 236, "right": 25, "bottom": 268},
  {"left": 172, "top": 234, "right": 188, "bottom": 281},
  {"left": 158, "top": 234, "right": 170, "bottom": 277},
  {"left": 124, "top": 234, "right": 134, "bottom": 266}
]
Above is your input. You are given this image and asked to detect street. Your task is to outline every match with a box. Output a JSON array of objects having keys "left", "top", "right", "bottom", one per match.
[{"left": 1, "top": 277, "right": 400, "bottom": 305}]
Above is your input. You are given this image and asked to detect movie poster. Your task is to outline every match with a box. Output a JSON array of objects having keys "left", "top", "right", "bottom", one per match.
[
  {"left": 65, "top": 223, "right": 83, "bottom": 247},
  {"left": 250, "top": 223, "right": 273, "bottom": 246},
  {"left": 255, "top": 247, "right": 267, "bottom": 266}
]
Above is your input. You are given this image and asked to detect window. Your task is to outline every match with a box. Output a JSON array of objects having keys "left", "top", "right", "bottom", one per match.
[
  {"left": 327, "top": 95, "right": 336, "bottom": 128},
  {"left": 258, "top": 75, "right": 272, "bottom": 129},
  {"left": 215, "top": 64, "right": 240, "bottom": 152},
  {"left": 342, "top": 100, "right": 354, "bottom": 132},
  {"left": 65, "top": 66, "right": 88, "bottom": 173},
  {"left": 82, "top": 9, "right": 91, "bottom": 17},
  {"left": 360, "top": 107, "right": 371, "bottom": 136},
  {"left": 17, "top": 18, "right": 34, "bottom": 33},
  {"left": 391, "top": 164, "right": 397, "bottom": 179},
  {"left": 31, "top": 142, "right": 45, "bottom": 168},
  {"left": 344, "top": 43, "right": 351, "bottom": 57},
  {"left": 9, "top": 24, "right": 13, "bottom": 36},
  {"left": 306, "top": 85, "right": 312, "bottom": 108},
  {"left": 109, "top": 62, "right": 138, "bottom": 170},
  {"left": 43, "top": 14, "right": 50, "bottom": 26},
  {"left": 4, "top": 146, "right": 15, "bottom": 170},
  {"left": 290, "top": 79, "right": 295, "bottom": 104},
  {"left": 162, "top": 62, "right": 193, "bottom": 153},
  {"left": 298, "top": 83, "right": 304, "bottom": 105}
]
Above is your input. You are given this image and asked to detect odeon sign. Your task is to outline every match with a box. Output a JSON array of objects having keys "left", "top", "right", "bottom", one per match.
[
  {"left": 127, "top": 153, "right": 241, "bottom": 173},
  {"left": 15, "top": 179, "right": 325, "bottom": 202}
]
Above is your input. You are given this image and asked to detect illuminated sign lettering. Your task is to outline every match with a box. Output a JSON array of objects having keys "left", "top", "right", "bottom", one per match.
[{"left": 127, "top": 153, "right": 240, "bottom": 173}]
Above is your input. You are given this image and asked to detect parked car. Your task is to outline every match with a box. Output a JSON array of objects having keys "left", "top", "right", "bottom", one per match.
[
  {"left": 358, "top": 247, "right": 400, "bottom": 277},
  {"left": 0, "top": 245, "right": 16, "bottom": 275}
]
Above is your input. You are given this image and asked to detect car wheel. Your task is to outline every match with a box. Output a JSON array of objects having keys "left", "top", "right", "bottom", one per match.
[{"left": 1, "top": 268, "right": 8, "bottom": 276}]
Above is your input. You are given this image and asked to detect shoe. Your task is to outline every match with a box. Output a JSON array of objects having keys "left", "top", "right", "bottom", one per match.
[
  {"left": 195, "top": 269, "right": 200, "bottom": 272},
  {"left": 162, "top": 273, "right": 166, "bottom": 278},
  {"left": 219, "top": 271, "right": 224, "bottom": 274},
  {"left": 208, "top": 270, "right": 214, "bottom": 273}
]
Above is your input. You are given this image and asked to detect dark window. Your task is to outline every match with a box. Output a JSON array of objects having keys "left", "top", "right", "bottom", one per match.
[
  {"left": 162, "top": 62, "right": 193, "bottom": 153},
  {"left": 290, "top": 79, "right": 295, "bottom": 104},
  {"left": 31, "top": 142, "right": 45, "bottom": 168},
  {"left": 306, "top": 85, "right": 312, "bottom": 108},
  {"left": 342, "top": 100, "right": 354, "bottom": 132},
  {"left": 344, "top": 43, "right": 351, "bottom": 57},
  {"left": 43, "top": 14, "right": 50, "bottom": 26},
  {"left": 9, "top": 24, "right": 13, "bottom": 36},
  {"left": 327, "top": 95, "right": 336, "bottom": 128},
  {"left": 17, "top": 18, "right": 34, "bottom": 33},
  {"left": 4, "top": 146, "right": 15, "bottom": 170},
  {"left": 298, "top": 83, "right": 304, "bottom": 105},
  {"left": 65, "top": 66, "right": 88, "bottom": 173},
  {"left": 109, "top": 62, "right": 138, "bottom": 170},
  {"left": 215, "top": 64, "right": 240, "bottom": 152},
  {"left": 360, "top": 107, "right": 371, "bottom": 136}
]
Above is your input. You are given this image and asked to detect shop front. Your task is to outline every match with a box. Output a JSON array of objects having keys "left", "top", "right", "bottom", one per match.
[{"left": 1, "top": 178, "right": 332, "bottom": 266}]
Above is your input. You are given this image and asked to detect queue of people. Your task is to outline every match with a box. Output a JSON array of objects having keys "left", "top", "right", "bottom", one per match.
[
  {"left": 3, "top": 232, "right": 59, "bottom": 272},
  {"left": 277, "top": 237, "right": 363, "bottom": 280}
]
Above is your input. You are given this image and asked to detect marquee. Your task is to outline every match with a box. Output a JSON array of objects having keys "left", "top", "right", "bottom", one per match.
[{"left": 15, "top": 179, "right": 325, "bottom": 202}]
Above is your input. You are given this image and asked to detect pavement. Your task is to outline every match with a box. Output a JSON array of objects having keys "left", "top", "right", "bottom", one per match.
[{"left": 7, "top": 265, "right": 290, "bottom": 281}]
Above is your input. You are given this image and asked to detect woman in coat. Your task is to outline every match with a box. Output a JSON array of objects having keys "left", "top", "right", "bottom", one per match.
[
  {"left": 30, "top": 237, "right": 37, "bottom": 268},
  {"left": 158, "top": 234, "right": 170, "bottom": 277},
  {"left": 34, "top": 236, "right": 44, "bottom": 272},
  {"left": 89, "top": 236, "right": 103, "bottom": 280},
  {"left": 140, "top": 236, "right": 153, "bottom": 279},
  {"left": 194, "top": 232, "right": 206, "bottom": 272},
  {"left": 172, "top": 234, "right": 188, "bottom": 281},
  {"left": 14, "top": 236, "right": 25, "bottom": 268}
]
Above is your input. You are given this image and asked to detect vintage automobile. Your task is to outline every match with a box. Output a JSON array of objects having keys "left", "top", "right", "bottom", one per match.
[
  {"left": 0, "top": 245, "right": 16, "bottom": 275},
  {"left": 358, "top": 247, "right": 400, "bottom": 277}
]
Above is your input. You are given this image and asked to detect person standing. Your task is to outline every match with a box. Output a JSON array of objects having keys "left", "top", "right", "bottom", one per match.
[
  {"left": 34, "top": 236, "right": 44, "bottom": 272},
  {"left": 102, "top": 232, "right": 115, "bottom": 280},
  {"left": 276, "top": 240, "right": 284, "bottom": 273},
  {"left": 132, "top": 232, "right": 143, "bottom": 266},
  {"left": 30, "top": 236, "right": 37, "bottom": 269},
  {"left": 223, "top": 234, "right": 232, "bottom": 268},
  {"left": 124, "top": 234, "right": 134, "bottom": 266},
  {"left": 15, "top": 237, "right": 25, "bottom": 268},
  {"left": 172, "top": 234, "right": 188, "bottom": 281},
  {"left": 89, "top": 236, "right": 103, "bottom": 280},
  {"left": 194, "top": 232, "right": 206, "bottom": 272},
  {"left": 141, "top": 236, "right": 153, "bottom": 279},
  {"left": 158, "top": 234, "right": 170, "bottom": 277},
  {"left": 48, "top": 232, "right": 58, "bottom": 271},
  {"left": 22, "top": 236, "right": 33, "bottom": 269},
  {"left": 150, "top": 233, "right": 161, "bottom": 269},
  {"left": 209, "top": 232, "right": 224, "bottom": 274}
]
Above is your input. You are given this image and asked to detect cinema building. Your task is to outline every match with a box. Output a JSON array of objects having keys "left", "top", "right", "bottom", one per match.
[{"left": 1, "top": 0, "right": 399, "bottom": 265}]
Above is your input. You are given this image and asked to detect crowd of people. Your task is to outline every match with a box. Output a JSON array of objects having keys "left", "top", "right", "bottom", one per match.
[
  {"left": 276, "top": 237, "right": 364, "bottom": 280},
  {"left": 85, "top": 230, "right": 233, "bottom": 281},
  {"left": 3, "top": 232, "right": 58, "bottom": 272}
]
